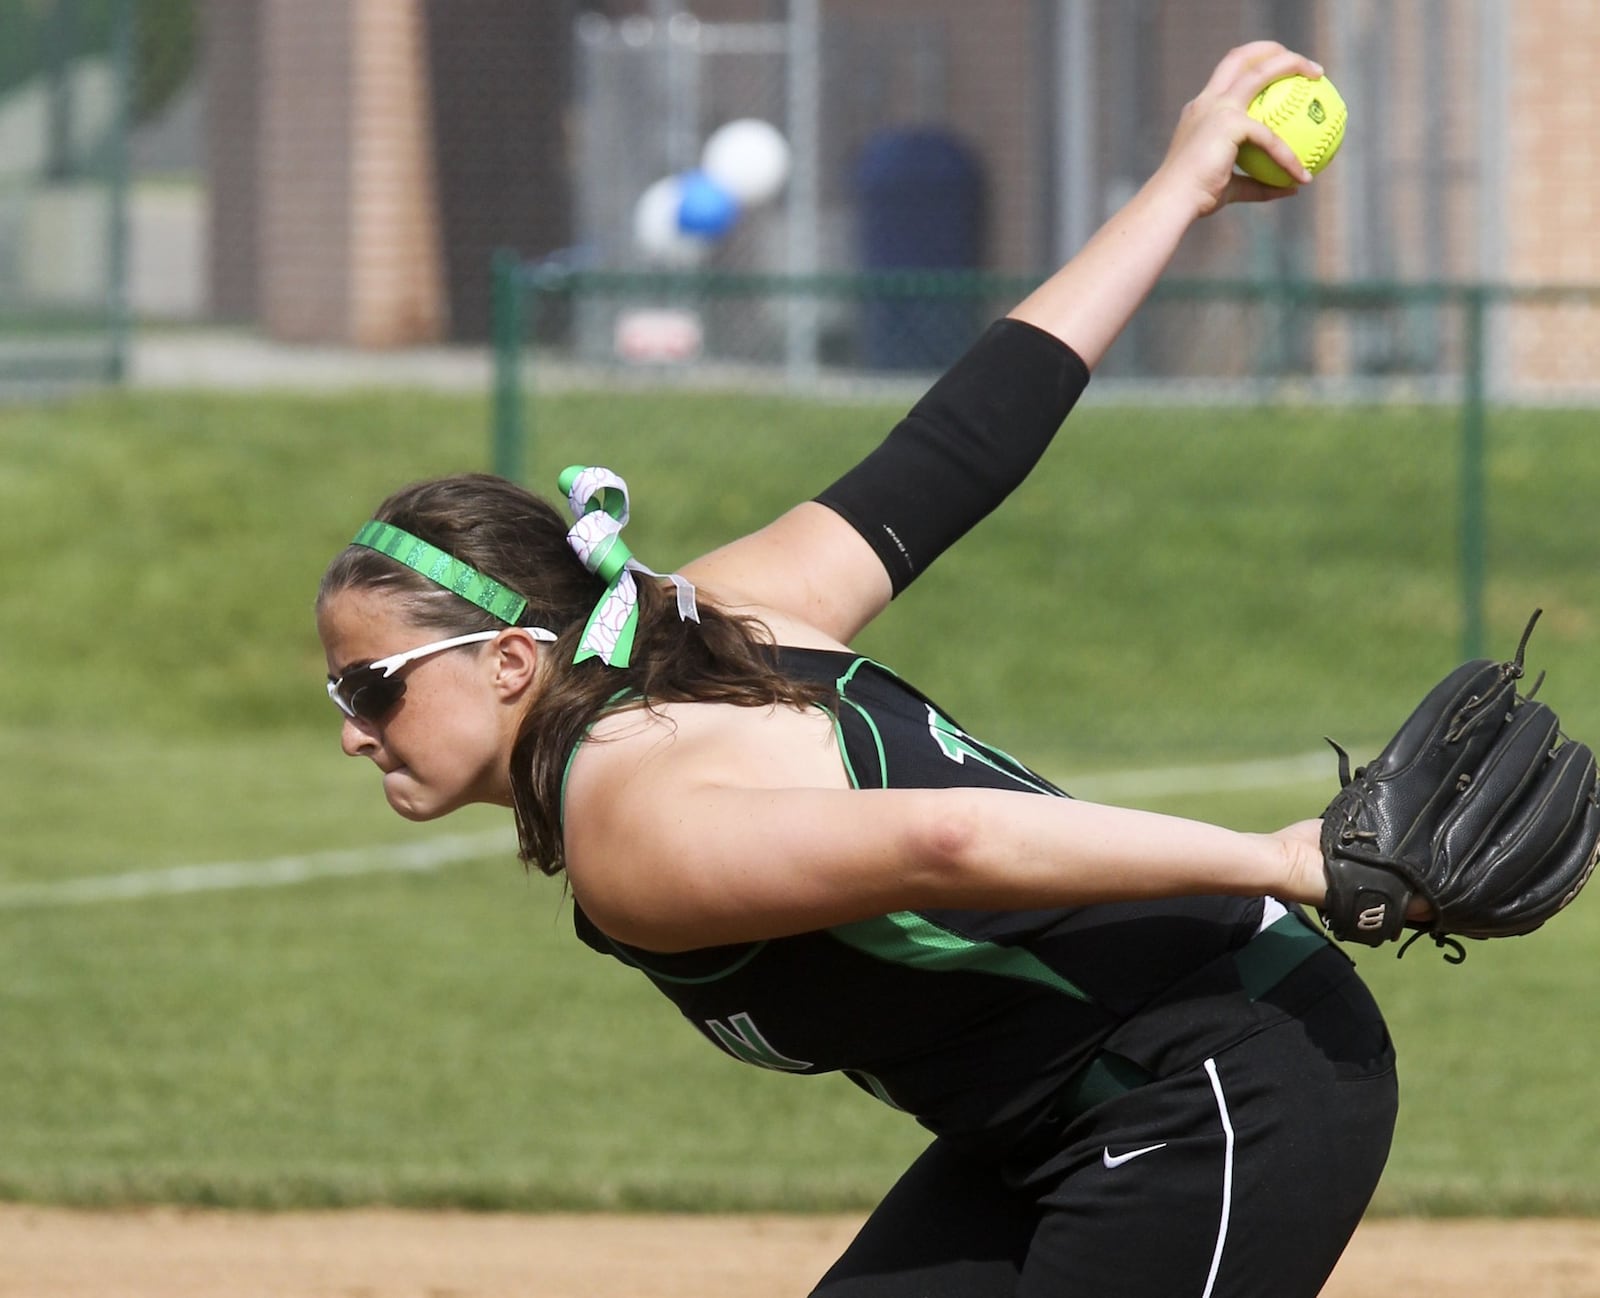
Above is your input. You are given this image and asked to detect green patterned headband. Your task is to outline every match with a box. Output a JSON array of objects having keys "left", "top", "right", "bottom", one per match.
[{"left": 351, "top": 520, "right": 529, "bottom": 625}]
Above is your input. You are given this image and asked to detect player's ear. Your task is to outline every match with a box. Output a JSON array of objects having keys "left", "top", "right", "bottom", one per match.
[{"left": 490, "top": 628, "right": 545, "bottom": 701}]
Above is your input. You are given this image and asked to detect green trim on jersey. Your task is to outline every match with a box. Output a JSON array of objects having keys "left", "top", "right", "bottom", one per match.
[
  {"left": 830, "top": 656, "right": 884, "bottom": 786},
  {"left": 824, "top": 653, "right": 1090, "bottom": 1003},
  {"left": 830, "top": 910, "right": 1092, "bottom": 1002},
  {"left": 924, "top": 705, "right": 1059, "bottom": 797},
  {"left": 835, "top": 654, "right": 1058, "bottom": 796},
  {"left": 831, "top": 657, "right": 888, "bottom": 786},
  {"left": 831, "top": 696, "right": 884, "bottom": 787},
  {"left": 846, "top": 1068, "right": 907, "bottom": 1110}
]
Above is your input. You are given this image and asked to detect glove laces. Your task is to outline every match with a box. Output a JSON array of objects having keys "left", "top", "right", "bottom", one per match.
[{"left": 1397, "top": 929, "right": 1467, "bottom": 964}]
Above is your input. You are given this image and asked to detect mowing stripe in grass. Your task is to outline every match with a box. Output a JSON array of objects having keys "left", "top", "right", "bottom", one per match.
[
  {"left": 0, "top": 750, "right": 1332, "bottom": 911},
  {"left": 1064, "top": 750, "right": 1333, "bottom": 801},
  {"left": 0, "top": 830, "right": 518, "bottom": 909}
]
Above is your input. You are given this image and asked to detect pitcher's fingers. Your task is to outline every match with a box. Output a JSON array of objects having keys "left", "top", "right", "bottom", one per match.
[
  {"left": 1224, "top": 172, "right": 1303, "bottom": 206},
  {"left": 1210, "top": 44, "right": 1325, "bottom": 109},
  {"left": 1237, "top": 115, "right": 1315, "bottom": 186},
  {"left": 1200, "top": 40, "right": 1299, "bottom": 98},
  {"left": 1229, "top": 48, "right": 1325, "bottom": 106}
]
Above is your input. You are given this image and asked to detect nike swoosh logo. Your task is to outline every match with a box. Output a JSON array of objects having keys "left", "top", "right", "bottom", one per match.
[{"left": 1102, "top": 1142, "right": 1169, "bottom": 1169}]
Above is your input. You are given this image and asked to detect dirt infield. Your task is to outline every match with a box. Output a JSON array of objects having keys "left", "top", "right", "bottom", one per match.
[{"left": 3, "top": 1209, "right": 1600, "bottom": 1297}]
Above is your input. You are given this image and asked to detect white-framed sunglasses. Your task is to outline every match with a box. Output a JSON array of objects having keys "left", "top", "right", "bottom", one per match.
[{"left": 326, "top": 627, "right": 557, "bottom": 721}]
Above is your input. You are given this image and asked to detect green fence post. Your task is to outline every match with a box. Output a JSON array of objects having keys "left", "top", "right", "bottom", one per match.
[
  {"left": 490, "top": 248, "right": 525, "bottom": 483},
  {"left": 1459, "top": 284, "right": 1488, "bottom": 660},
  {"left": 106, "top": 0, "right": 133, "bottom": 383}
]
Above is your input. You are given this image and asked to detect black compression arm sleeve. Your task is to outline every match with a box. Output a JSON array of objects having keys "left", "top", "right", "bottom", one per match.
[{"left": 815, "top": 317, "right": 1090, "bottom": 595}]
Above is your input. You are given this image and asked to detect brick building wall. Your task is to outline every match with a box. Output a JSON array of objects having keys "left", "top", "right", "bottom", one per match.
[
  {"left": 347, "top": 0, "right": 445, "bottom": 346},
  {"left": 209, "top": 0, "right": 445, "bottom": 346},
  {"left": 1505, "top": 0, "right": 1600, "bottom": 391},
  {"left": 205, "top": 0, "right": 567, "bottom": 346},
  {"left": 256, "top": 0, "right": 357, "bottom": 342}
]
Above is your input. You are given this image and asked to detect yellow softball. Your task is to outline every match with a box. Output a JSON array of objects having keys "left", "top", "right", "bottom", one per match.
[{"left": 1235, "top": 74, "right": 1347, "bottom": 187}]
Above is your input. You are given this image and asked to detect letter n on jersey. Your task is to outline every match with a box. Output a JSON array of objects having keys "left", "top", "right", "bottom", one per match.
[{"left": 704, "top": 1012, "right": 813, "bottom": 1071}]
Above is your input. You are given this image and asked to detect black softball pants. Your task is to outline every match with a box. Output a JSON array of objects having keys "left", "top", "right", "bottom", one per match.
[{"left": 810, "top": 948, "right": 1397, "bottom": 1298}]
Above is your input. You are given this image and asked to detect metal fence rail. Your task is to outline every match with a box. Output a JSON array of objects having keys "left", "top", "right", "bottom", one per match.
[{"left": 491, "top": 262, "right": 1600, "bottom": 662}]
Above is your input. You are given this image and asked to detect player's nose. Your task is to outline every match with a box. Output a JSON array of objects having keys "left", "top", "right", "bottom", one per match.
[{"left": 340, "top": 715, "right": 381, "bottom": 759}]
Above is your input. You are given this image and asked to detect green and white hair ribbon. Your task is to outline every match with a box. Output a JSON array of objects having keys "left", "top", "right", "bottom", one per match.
[{"left": 560, "top": 464, "right": 698, "bottom": 667}]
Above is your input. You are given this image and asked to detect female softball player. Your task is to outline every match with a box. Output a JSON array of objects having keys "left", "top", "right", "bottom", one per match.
[{"left": 317, "top": 42, "right": 1395, "bottom": 1296}]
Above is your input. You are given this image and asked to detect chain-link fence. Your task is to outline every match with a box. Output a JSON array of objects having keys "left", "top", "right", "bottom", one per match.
[
  {"left": 0, "top": 0, "right": 197, "bottom": 397},
  {"left": 488, "top": 0, "right": 1593, "bottom": 684},
  {"left": 3, "top": 1, "right": 1595, "bottom": 398},
  {"left": 524, "top": 3, "right": 1596, "bottom": 401},
  {"left": 560, "top": 3, "right": 1507, "bottom": 360},
  {"left": 0, "top": 0, "right": 129, "bottom": 395},
  {"left": 491, "top": 270, "right": 1600, "bottom": 675}
]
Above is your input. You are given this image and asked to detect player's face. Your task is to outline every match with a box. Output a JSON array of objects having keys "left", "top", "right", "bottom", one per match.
[{"left": 317, "top": 587, "right": 516, "bottom": 821}]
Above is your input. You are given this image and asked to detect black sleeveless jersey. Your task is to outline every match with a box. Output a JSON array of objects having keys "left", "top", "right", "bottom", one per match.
[{"left": 572, "top": 646, "right": 1265, "bottom": 1156}]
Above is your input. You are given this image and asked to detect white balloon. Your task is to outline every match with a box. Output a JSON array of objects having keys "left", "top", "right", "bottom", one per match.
[
  {"left": 701, "top": 118, "right": 792, "bottom": 207},
  {"left": 632, "top": 174, "right": 709, "bottom": 267}
]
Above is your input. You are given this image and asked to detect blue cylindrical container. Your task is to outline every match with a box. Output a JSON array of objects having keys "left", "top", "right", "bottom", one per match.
[{"left": 854, "top": 128, "right": 984, "bottom": 369}]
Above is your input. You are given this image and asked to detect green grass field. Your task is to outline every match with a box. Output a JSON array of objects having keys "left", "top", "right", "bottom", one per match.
[{"left": 4, "top": 385, "right": 1600, "bottom": 1215}]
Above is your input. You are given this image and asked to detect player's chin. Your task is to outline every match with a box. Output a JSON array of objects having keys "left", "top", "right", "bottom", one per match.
[{"left": 382, "top": 770, "right": 457, "bottom": 822}]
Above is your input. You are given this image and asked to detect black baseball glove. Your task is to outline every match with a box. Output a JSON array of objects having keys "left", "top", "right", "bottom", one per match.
[{"left": 1319, "top": 611, "right": 1600, "bottom": 959}]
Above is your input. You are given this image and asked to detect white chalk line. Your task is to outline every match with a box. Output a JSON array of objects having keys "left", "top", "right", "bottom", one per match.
[
  {"left": 0, "top": 750, "right": 1337, "bottom": 911},
  {"left": 0, "top": 829, "right": 519, "bottom": 911}
]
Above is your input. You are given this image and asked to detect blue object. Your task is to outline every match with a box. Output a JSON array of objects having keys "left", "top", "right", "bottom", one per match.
[
  {"left": 855, "top": 128, "right": 984, "bottom": 369},
  {"left": 676, "top": 169, "right": 741, "bottom": 239}
]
